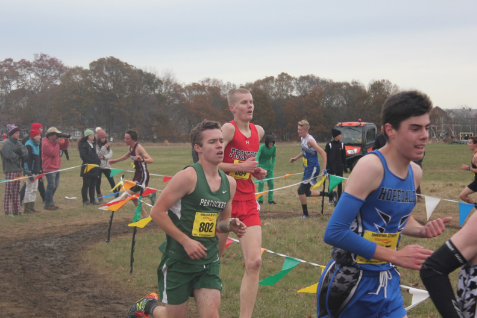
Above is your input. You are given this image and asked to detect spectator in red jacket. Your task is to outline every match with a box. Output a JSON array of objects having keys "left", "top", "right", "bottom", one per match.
[{"left": 42, "top": 127, "right": 69, "bottom": 210}]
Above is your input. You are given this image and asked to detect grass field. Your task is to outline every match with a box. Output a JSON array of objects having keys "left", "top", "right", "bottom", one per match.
[{"left": 1, "top": 141, "right": 474, "bottom": 317}]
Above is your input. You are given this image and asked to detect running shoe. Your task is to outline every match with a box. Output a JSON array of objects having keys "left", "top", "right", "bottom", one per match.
[
  {"left": 128, "top": 292, "right": 159, "bottom": 318},
  {"left": 297, "top": 214, "right": 309, "bottom": 219},
  {"left": 268, "top": 201, "right": 277, "bottom": 204}
]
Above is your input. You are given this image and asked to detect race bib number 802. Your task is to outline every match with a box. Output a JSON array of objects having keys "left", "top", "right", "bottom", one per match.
[{"left": 192, "top": 212, "right": 218, "bottom": 238}]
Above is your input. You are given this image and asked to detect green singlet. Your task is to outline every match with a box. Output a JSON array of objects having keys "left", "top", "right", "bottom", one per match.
[{"left": 164, "top": 162, "right": 230, "bottom": 265}]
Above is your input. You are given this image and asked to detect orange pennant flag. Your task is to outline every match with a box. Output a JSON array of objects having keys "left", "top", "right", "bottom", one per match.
[
  {"left": 261, "top": 248, "right": 267, "bottom": 256},
  {"left": 122, "top": 180, "right": 137, "bottom": 192},
  {"left": 255, "top": 192, "right": 265, "bottom": 200},
  {"left": 283, "top": 174, "right": 294, "bottom": 178},
  {"left": 14, "top": 176, "right": 28, "bottom": 181},
  {"left": 163, "top": 176, "right": 172, "bottom": 182},
  {"left": 105, "top": 199, "right": 130, "bottom": 211}
]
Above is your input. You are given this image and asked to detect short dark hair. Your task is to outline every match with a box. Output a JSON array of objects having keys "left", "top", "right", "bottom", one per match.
[
  {"left": 470, "top": 136, "right": 477, "bottom": 144},
  {"left": 126, "top": 129, "right": 138, "bottom": 141},
  {"left": 382, "top": 91, "right": 433, "bottom": 140},
  {"left": 190, "top": 121, "right": 221, "bottom": 147}
]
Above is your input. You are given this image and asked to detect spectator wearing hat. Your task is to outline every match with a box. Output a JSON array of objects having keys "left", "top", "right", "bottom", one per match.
[
  {"left": 23, "top": 130, "right": 42, "bottom": 213},
  {"left": 95, "top": 129, "right": 116, "bottom": 203},
  {"left": 20, "top": 123, "right": 46, "bottom": 205},
  {"left": 42, "top": 127, "right": 69, "bottom": 210},
  {"left": 325, "top": 128, "right": 347, "bottom": 204},
  {"left": 78, "top": 129, "right": 101, "bottom": 205},
  {"left": 0, "top": 124, "right": 28, "bottom": 216}
]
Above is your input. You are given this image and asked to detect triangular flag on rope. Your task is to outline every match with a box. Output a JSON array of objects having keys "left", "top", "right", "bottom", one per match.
[
  {"left": 104, "top": 199, "right": 130, "bottom": 211},
  {"left": 111, "top": 180, "right": 124, "bottom": 192},
  {"left": 283, "top": 174, "right": 294, "bottom": 178},
  {"left": 256, "top": 192, "right": 266, "bottom": 200},
  {"left": 123, "top": 180, "right": 137, "bottom": 192},
  {"left": 163, "top": 176, "right": 172, "bottom": 182},
  {"left": 259, "top": 257, "right": 301, "bottom": 286},
  {"left": 297, "top": 283, "right": 318, "bottom": 294},
  {"left": 225, "top": 238, "right": 234, "bottom": 249},
  {"left": 128, "top": 216, "right": 152, "bottom": 228},
  {"left": 459, "top": 202, "right": 475, "bottom": 226},
  {"left": 84, "top": 164, "right": 99, "bottom": 173},
  {"left": 133, "top": 199, "right": 143, "bottom": 222},
  {"left": 32, "top": 173, "right": 46, "bottom": 182},
  {"left": 328, "top": 175, "right": 345, "bottom": 192},
  {"left": 424, "top": 196, "right": 441, "bottom": 220},
  {"left": 141, "top": 188, "right": 157, "bottom": 197},
  {"left": 404, "top": 287, "right": 430, "bottom": 311},
  {"left": 311, "top": 176, "right": 326, "bottom": 190},
  {"left": 14, "top": 176, "right": 28, "bottom": 181},
  {"left": 109, "top": 168, "right": 124, "bottom": 177},
  {"left": 261, "top": 248, "right": 267, "bottom": 256}
]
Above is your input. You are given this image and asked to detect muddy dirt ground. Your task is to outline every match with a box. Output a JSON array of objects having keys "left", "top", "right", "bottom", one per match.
[{"left": 0, "top": 210, "right": 300, "bottom": 317}]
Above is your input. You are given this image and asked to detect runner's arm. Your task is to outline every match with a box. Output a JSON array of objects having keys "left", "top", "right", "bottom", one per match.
[
  {"left": 217, "top": 177, "right": 246, "bottom": 238},
  {"left": 324, "top": 155, "right": 433, "bottom": 269},
  {"left": 150, "top": 168, "right": 207, "bottom": 260},
  {"left": 421, "top": 211, "right": 477, "bottom": 318},
  {"left": 290, "top": 152, "right": 303, "bottom": 163},
  {"left": 109, "top": 152, "right": 129, "bottom": 164},
  {"left": 136, "top": 145, "right": 153, "bottom": 164},
  {"left": 255, "top": 124, "right": 265, "bottom": 141},
  {"left": 218, "top": 122, "right": 258, "bottom": 173},
  {"left": 309, "top": 139, "right": 327, "bottom": 173}
]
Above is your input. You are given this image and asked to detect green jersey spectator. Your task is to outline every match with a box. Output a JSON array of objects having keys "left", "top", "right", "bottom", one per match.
[{"left": 256, "top": 135, "right": 277, "bottom": 204}]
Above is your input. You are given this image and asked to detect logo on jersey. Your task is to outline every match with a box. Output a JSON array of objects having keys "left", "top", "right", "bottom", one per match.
[
  {"left": 376, "top": 187, "right": 416, "bottom": 203},
  {"left": 229, "top": 148, "right": 257, "bottom": 161},
  {"left": 374, "top": 208, "right": 410, "bottom": 233},
  {"left": 199, "top": 199, "right": 227, "bottom": 209}
]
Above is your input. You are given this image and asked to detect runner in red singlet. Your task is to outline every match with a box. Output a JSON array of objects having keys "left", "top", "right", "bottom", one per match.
[
  {"left": 217, "top": 88, "right": 267, "bottom": 318},
  {"left": 109, "top": 129, "right": 153, "bottom": 217}
]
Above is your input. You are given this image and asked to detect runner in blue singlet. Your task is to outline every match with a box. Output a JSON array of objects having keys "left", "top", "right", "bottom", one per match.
[{"left": 319, "top": 91, "right": 452, "bottom": 318}]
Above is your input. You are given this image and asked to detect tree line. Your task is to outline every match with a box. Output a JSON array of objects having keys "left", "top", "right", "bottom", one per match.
[{"left": 1, "top": 53, "right": 403, "bottom": 142}]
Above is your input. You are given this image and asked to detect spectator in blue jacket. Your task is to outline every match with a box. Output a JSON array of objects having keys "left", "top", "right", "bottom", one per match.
[{"left": 23, "top": 130, "right": 42, "bottom": 213}]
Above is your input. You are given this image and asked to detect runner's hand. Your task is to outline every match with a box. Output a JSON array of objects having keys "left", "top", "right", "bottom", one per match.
[
  {"left": 252, "top": 167, "right": 267, "bottom": 180},
  {"left": 420, "top": 217, "right": 452, "bottom": 238},
  {"left": 240, "top": 157, "right": 258, "bottom": 173},
  {"left": 230, "top": 219, "right": 247, "bottom": 238},
  {"left": 108, "top": 159, "right": 116, "bottom": 165},
  {"left": 183, "top": 239, "right": 207, "bottom": 260},
  {"left": 289, "top": 157, "right": 296, "bottom": 163},
  {"left": 462, "top": 164, "right": 470, "bottom": 171},
  {"left": 392, "top": 245, "right": 433, "bottom": 270}
]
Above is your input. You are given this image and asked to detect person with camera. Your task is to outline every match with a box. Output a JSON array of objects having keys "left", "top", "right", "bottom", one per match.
[
  {"left": 42, "top": 127, "right": 69, "bottom": 210},
  {"left": 95, "top": 129, "right": 116, "bottom": 204},
  {"left": 78, "top": 129, "right": 101, "bottom": 205},
  {"left": 23, "top": 130, "right": 42, "bottom": 213},
  {"left": 0, "top": 124, "right": 28, "bottom": 216}
]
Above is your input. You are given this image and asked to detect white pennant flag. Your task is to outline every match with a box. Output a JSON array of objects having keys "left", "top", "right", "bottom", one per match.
[
  {"left": 404, "top": 287, "right": 429, "bottom": 311},
  {"left": 424, "top": 195, "right": 441, "bottom": 220}
]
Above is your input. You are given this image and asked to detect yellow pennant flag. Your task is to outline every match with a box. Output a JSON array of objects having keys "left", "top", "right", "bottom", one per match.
[
  {"left": 261, "top": 248, "right": 267, "bottom": 256},
  {"left": 128, "top": 216, "right": 152, "bottom": 228},
  {"left": 84, "top": 164, "right": 99, "bottom": 173},
  {"left": 111, "top": 180, "right": 124, "bottom": 192},
  {"left": 311, "top": 176, "right": 326, "bottom": 190},
  {"left": 255, "top": 192, "right": 266, "bottom": 200},
  {"left": 297, "top": 282, "right": 318, "bottom": 294},
  {"left": 131, "top": 162, "right": 135, "bottom": 169}
]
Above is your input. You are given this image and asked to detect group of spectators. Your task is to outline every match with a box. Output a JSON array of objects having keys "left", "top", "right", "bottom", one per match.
[{"left": 1, "top": 123, "right": 117, "bottom": 215}]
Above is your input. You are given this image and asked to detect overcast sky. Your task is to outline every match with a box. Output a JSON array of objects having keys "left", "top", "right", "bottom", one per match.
[{"left": 2, "top": 0, "right": 476, "bottom": 109}]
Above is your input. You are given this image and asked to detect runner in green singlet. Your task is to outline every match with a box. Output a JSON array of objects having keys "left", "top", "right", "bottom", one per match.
[{"left": 128, "top": 121, "right": 247, "bottom": 318}]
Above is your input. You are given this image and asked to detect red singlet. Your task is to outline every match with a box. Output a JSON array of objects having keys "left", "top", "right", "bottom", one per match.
[{"left": 223, "top": 120, "right": 259, "bottom": 201}]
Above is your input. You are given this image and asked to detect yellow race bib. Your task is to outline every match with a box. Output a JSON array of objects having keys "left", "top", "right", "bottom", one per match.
[
  {"left": 229, "top": 159, "right": 250, "bottom": 180},
  {"left": 356, "top": 231, "right": 399, "bottom": 265},
  {"left": 192, "top": 212, "right": 218, "bottom": 238},
  {"left": 302, "top": 157, "right": 308, "bottom": 167}
]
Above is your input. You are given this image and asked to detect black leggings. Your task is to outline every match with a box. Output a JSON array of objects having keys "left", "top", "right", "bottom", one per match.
[
  {"left": 96, "top": 169, "right": 116, "bottom": 196},
  {"left": 82, "top": 176, "right": 97, "bottom": 203}
]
